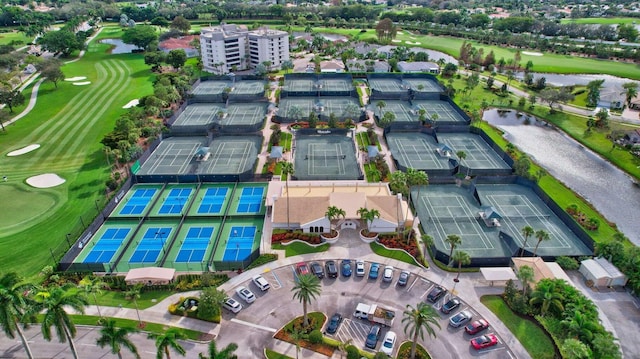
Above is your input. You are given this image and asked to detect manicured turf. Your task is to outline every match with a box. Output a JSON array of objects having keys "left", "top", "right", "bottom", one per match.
[
  {"left": 370, "top": 242, "right": 421, "bottom": 266},
  {"left": 560, "top": 17, "right": 640, "bottom": 25},
  {"left": 95, "top": 289, "right": 174, "bottom": 310},
  {"left": 272, "top": 242, "right": 329, "bottom": 257},
  {"left": 0, "top": 26, "right": 154, "bottom": 275},
  {"left": 67, "top": 315, "right": 204, "bottom": 340},
  {"left": 0, "top": 30, "right": 32, "bottom": 45}
]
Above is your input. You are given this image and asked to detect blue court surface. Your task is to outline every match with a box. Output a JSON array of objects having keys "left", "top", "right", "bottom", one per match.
[
  {"left": 198, "top": 187, "right": 228, "bottom": 214},
  {"left": 84, "top": 228, "right": 131, "bottom": 263},
  {"left": 175, "top": 226, "right": 214, "bottom": 262},
  {"left": 223, "top": 226, "right": 256, "bottom": 261},
  {"left": 237, "top": 187, "right": 264, "bottom": 213},
  {"left": 159, "top": 188, "right": 193, "bottom": 214},
  {"left": 129, "top": 227, "right": 172, "bottom": 263},
  {"left": 120, "top": 188, "right": 157, "bottom": 215}
]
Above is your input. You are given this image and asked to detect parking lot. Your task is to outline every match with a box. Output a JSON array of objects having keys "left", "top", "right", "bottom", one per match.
[{"left": 217, "top": 260, "right": 515, "bottom": 358}]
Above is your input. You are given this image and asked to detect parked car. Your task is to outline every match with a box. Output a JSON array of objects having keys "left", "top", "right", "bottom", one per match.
[
  {"left": 222, "top": 298, "right": 242, "bottom": 313},
  {"left": 382, "top": 266, "right": 394, "bottom": 282},
  {"left": 296, "top": 262, "right": 310, "bottom": 276},
  {"left": 252, "top": 275, "right": 270, "bottom": 291},
  {"left": 310, "top": 261, "right": 324, "bottom": 279},
  {"left": 341, "top": 259, "right": 352, "bottom": 277},
  {"left": 369, "top": 263, "right": 380, "bottom": 280},
  {"left": 380, "top": 331, "right": 397, "bottom": 355},
  {"left": 465, "top": 319, "right": 490, "bottom": 335},
  {"left": 365, "top": 325, "right": 382, "bottom": 349},
  {"left": 235, "top": 286, "right": 255, "bottom": 304},
  {"left": 397, "top": 270, "right": 410, "bottom": 286},
  {"left": 470, "top": 333, "right": 498, "bottom": 350},
  {"left": 441, "top": 298, "right": 461, "bottom": 314},
  {"left": 356, "top": 260, "right": 366, "bottom": 277},
  {"left": 426, "top": 286, "right": 447, "bottom": 303},
  {"left": 325, "top": 260, "right": 338, "bottom": 278},
  {"left": 326, "top": 313, "right": 343, "bottom": 334},
  {"left": 449, "top": 310, "right": 473, "bottom": 328}
]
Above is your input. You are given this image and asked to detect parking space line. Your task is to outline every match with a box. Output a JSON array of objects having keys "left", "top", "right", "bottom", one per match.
[
  {"left": 407, "top": 277, "right": 419, "bottom": 292},
  {"left": 230, "top": 318, "right": 277, "bottom": 333},
  {"left": 262, "top": 271, "right": 282, "bottom": 290},
  {"left": 421, "top": 283, "right": 435, "bottom": 299}
]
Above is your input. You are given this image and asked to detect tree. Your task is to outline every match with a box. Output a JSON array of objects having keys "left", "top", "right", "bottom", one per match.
[
  {"left": 124, "top": 284, "right": 143, "bottom": 325},
  {"left": 288, "top": 105, "right": 303, "bottom": 121},
  {"left": 421, "top": 234, "right": 434, "bottom": 258},
  {"left": 0, "top": 88, "right": 25, "bottom": 113},
  {"left": 79, "top": 276, "right": 108, "bottom": 318},
  {"left": 198, "top": 340, "right": 238, "bottom": 359},
  {"left": 0, "top": 273, "right": 35, "bottom": 359},
  {"left": 516, "top": 265, "right": 534, "bottom": 297},
  {"left": 325, "top": 206, "right": 346, "bottom": 233},
  {"left": 337, "top": 338, "right": 353, "bottom": 359},
  {"left": 520, "top": 225, "right": 534, "bottom": 257},
  {"left": 456, "top": 151, "right": 468, "bottom": 177},
  {"left": 289, "top": 326, "right": 304, "bottom": 359},
  {"left": 529, "top": 281, "right": 564, "bottom": 316},
  {"left": 40, "top": 63, "right": 65, "bottom": 89},
  {"left": 402, "top": 302, "right": 440, "bottom": 359},
  {"left": 586, "top": 79, "right": 604, "bottom": 108},
  {"left": 144, "top": 51, "right": 165, "bottom": 72},
  {"left": 533, "top": 229, "right": 550, "bottom": 257},
  {"left": 618, "top": 24, "right": 638, "bottom": 42},
  {"left": 375, "top": 18, "right": 396, "bottom": 42},
  {"left": 539, "top": 87, "right": 574, "bottom": 112},
  {"left": 291, "top": 274, "right": 321, "bottom": 328},
  {"left": 445, "top": 234, "right": 462, "bottom": 266},
  {"left": 170, "top": 16, "right": 191, "bottom": 33},
  {"left": 452, "top": 250, "right": 471, "bottom": 281},
  {"left": 96, "top": 319, "right": 140, "bottom": 359},
  {"left": 379, "top": 111, "right": 395, "bottom": 128},
  {"left": 149, "top": 328, "right": 187, "bottom": 359},
  {"left": 151, "top": 16, "right": 170, "bottom": 27},
  {"left": 405, "top": 168, "right": 428, "bottom": 228},
  {"left": 376, "top": 100, "right": 386, "bottom": 116},
  {"left": 560, "top": 338, "right": 591, "bottom": 359},
  {"left": 122, "top": 25, "right": 158, "bottom": 51},
  {"left": 38, "top": 30, "right": 82, "bottom": 56},
  {"left": 561, "top": 310, "right": 602, "bottom": 343},
  {"left": 254, "top": 63, "right": 268, "bottom": 77},
  {"left": 389, "top": 170, "right": 408, "bottom": 197},
  {"left": 166, "top": 49, "right": 187, "bottom": 69},
  {"left": 198, "top": 287, "right": 226, "bottom": 321},
  {"left": 622, "top": 82, "right": 638, "bottom": 107},
  {"left": 280, "top": 161, "right": 294, "bottom": 230},
  {"left": 281, "top": 60, "right": 294, "bottom": 74},
  {"left": 31, "top": 284, "right": 89, "bottom": 359}
]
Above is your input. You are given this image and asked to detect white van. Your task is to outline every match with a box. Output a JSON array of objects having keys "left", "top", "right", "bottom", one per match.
[{"left": 252, "top": 275, "right": 271, "bottom": 291}]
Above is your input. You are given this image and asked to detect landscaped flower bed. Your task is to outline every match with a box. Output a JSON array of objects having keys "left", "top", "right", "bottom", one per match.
[
  {"left": 273, "top": 312, "right": 334, "bottom": 357},
  {"left": 272, "top": 230, "right": 322, "bottom": 245},
  {"left": 377, "top": 233, "right": 420, "bottom": 259}
]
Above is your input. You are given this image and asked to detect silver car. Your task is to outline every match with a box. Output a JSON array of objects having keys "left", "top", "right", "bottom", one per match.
[
  {"left": 383, "top": 266, "right": 394, "bottom": 282},
  {"left": 449, "top": 310, "right": 473, "bottom": 328},
  {"left": 235, "top": 286, "right": 256, "bottom": 304}
]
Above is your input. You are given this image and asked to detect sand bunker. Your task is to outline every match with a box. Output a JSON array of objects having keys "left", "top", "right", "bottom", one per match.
[
  {"left": 73, "top": 82, "right": 91, "bottom": 86},
  {"left": 405, "top": 41, "right": 421, "bottom": 45},
  {"left": 26, "top": 173, "right": 65, "bottom": 188},
  {"left": 522, "top": 51, "right": 543, "bottom": 57},
  {"left": 123, "top": 99, "right": 139, "bottom": 109},
  {"left": 65, "top": 76, "right": 87, "bottom": 82},
  {"left": 392, "top": 39, "right": 402, "bottom": 43},
  {"left": 7, "top": 144, "right": 40, "bottom": 157}
]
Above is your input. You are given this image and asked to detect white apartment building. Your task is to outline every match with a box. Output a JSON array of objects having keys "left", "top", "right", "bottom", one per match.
[{"left": 199, "top": 24, "right": 289, "bottom": 75}]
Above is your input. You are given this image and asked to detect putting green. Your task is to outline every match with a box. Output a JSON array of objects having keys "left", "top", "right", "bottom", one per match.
[{"left": 0, "top": 185, "right": 60, "bottom": 236}]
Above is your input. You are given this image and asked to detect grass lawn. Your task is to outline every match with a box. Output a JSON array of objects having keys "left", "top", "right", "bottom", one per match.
[
  {"left": 0, "top": 25, "right": 154, "bottom": 276},
  {"left": 265, "top": 349, "right": 293, "bottom": 359},
  {"left": 68, "top": 315, "right": 204, "bottom": 340},
  {"left": 0, "top": 30, "right": 32, "bottom": 45},
  {"left": 560, "top": 17, "right": 639, "bottom": 25},
  {"left": 95, "top": 289, "right": 174, "bottom": 309},
  {"left": 370, "top": 242, "right": 420, "bottom": 266},
  {"left": 480, "top": 295, "right": 556, "bottom": 359},
  {"left": 272, "top": 242, "right": 330, "bottom": 257}
]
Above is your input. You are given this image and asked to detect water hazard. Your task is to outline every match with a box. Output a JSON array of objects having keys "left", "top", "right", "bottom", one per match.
[{"left": 483, "top": 109, "right": 640, "bottom": 245}]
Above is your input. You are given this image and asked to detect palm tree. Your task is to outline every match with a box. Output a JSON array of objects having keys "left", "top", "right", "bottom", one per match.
[
  {"left": 79, "top": 275, "right": 108, "bottom": 318},
  {"left": 280, "top": 161, "right": 295, "bottom": 231},
  {"left": 622, "top": 82, "right": 638, "bottom": 107},
  {"left": 516, "top": 265, "right": 534, "bottom": 297},
  {"left": 456, "top": 151, "right": 468, "bottom": 177},
  {"left": 96, "top": 319, "right": 140, "bottom": 359},
  {"left": 421, "top": 234, "right": 434, "bottom": 259},
  {"left": 288, "top": 326, "right": 304, "bottom": 359},
  {"left": 561, "top": 310, "right": 602, "bottom": 343},
  {"left": 0, "top": 272, "right": 35, "bottom": 359},
  {"left": 445, "top": 234, "right": 462, "bottom": 266},
  {"left": 124, "top": 284, "right": 143, "bottom": 326},
  {"left": 452, "top": 250, "right": 471, "bottom": 281},
  {"left": 198, "top": 340, "right": 238, "bottom": 359},
  {"left": 533, "top": 229, "right": 550, "bottom": 257},
  {"left": 529, "top": 281, "right": 564, "bottom": 316},
  {"left": 402, "top": 302, "right": 441, "bottom": 359},
  {"left": 31, "top": 284, "right": 89, "bottom": 359},
  {"left": 337, "top": 338, "right": 353, "bottom": 359},
  {"left": 405, "top": 168, "right": 429, "bottom": 237},
  {"left": 357, "top": 207, "right": 380, "bottom": 235},
  {"left": 325, "top": 205, "right": 346, "bottom": 234},
  {"left": 376, "top": 100, "right": 386, "bottom": 116},
  {"left": 291, "top": 274, "right": 321, "bottom": 327},
  {"left": 520, "top": 225, "right": 534, "bottom": 257},
  {"left": 148, "top": 328, "right": 187, "bottom": 359}
]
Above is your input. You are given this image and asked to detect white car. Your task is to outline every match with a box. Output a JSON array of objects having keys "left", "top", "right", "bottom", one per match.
[
  {"left": 235, "top": 286, "right": 256, "bottom": 304},
  {"left": 355, "top": 260, "right": 366, "bottom": 277},
  {"left": 222, "top": 297, "right": 242, "bottom": 313},
  {"left": 252, "top": 275, "right": 270, "bottom": 291},
  {"left": 381, "top": 331, "right": 397, "bottom": 355},
  {"left": 383, "top": 266, "right": 394, "bottom": 282}
]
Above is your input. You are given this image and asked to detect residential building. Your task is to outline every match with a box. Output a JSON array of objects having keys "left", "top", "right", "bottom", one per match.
[
  {"left": 248, "top": 27, "right": 290, "bottom": 71},
  {"left": 397, "top": 61, "right": 440, "bottom": 74}
]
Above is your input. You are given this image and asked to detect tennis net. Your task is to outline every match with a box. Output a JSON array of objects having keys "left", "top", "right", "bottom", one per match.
[
  {"left": 304, "top": 154, "right": 347, "bottom": 160},
  {"left": 425, "top": 215, "right": 551, "bottom": 222}
]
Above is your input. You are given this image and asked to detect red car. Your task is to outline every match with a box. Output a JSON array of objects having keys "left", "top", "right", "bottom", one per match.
[
  {"left": 465, "top": 319, "right": 490, "bottom": 335},
  {"left": 296, "top": 262, "right": 310, "bottom": 276},
  {"left": 470, "top": 333, "right": 498, "bottom": 350}
]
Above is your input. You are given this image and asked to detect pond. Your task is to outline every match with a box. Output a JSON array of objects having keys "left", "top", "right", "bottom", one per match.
[
  {"left": 483, "top": 108, "right": 640, "bottom": 245},
  {"left": 100, "top": 38, "right": 139, "bottom": 54},
  {"left": 514, "top": 72, "right": 640, "bottom": 92}
]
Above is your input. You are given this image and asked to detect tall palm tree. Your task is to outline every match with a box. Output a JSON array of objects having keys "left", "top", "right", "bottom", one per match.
[
  {"left": 291, "top": 274, "right": 322, "bottom": 327},
  {"left": 31, "top": 284, "right": 89, "bottom": 359},
  {"left": 452, "top": 250, "right": 471, "bottom": 281},
  {"left": 533, "top": 229, "right": 550, "bottom": 257},
  {"left": 520, "top": 225, "right": 534, "bottom": 257},
  {"left": 529, "top": 281, "right": 564, "bottom": 316},
  {"left": 405, "top": 168, "right": 429, "bottom": 237},
  {"left": 421, "top": 234, "right": 433, "bottom": 259},
  {"left": 357, "top": 207, "right": 380, "bottom": 235},
  {"left": 96, "top": 319, "right": 140, "bottom": 359},
  {"left": 148, "top": 328, "right": 187, "bottom": 359},
  {"left": 402, "top": 302, "right": 441, "bottom": 359},
  {"left": 376, "top": 100, "right": 386, "bottom": 117},
  {"left": 456, "top": 151, "right": 468, "bottom": 177},
  {"left": 280, "top": 161, "right": 295, "bottom": 231},
  {"left": 325, "top": 205, "right": 346, "bottom": 233},
  {"left": 445, "top": 234, "right": 462, "bottom": 266},
  {"left": 198, "top": 340, "right": 238, "bottom": 359},
  {"left": 288, "top": 326, "right": 304, "bottom": 359},
  {"left": 79, "top": 275, "right": 108, "bottom": 318},
  {"left": 0, "top": 272, "right": 35, "bottom": 359},
  {"left": 622, "top": 82, "right": 638, "bottom": 107},
  {"left": 516, "top": 265, "right": 535, "bottom": 297},
  {"left": 124, "top": 284, "right": 143, "bottom": 325}
]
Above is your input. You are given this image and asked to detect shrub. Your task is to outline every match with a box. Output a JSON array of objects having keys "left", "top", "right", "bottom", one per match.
[
  {"left": 346, "top": 345, "right": 360, "bottom": 359},
  {"left": 556, "top": 256, "right": 579, "bottom": 270},
  {"left": 308, "top": 329, "right": 323, "bottom": 344}
]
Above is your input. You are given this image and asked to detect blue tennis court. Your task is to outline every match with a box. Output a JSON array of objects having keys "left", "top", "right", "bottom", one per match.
[
  {"left": 129, "top": 227, "right": 172, "bottom": 263},
  {"left": 237, "top": 187, "right": 264, "bottom": 213},
  {"left": 83, "top": 228, "right": 131, "bottom": 263},
  {"left": 159, "top": 188, "right": 193, "bottom": 214},
  {"left": 198, "top": 187, "right": 228, "bottom": 214},
  {"left": 222, "top": 226, "right": 256, "bottom": 261},
  {"left": 120, "top": 188, "right": 156, "bottom": 215},
  {"left": 175, "top": 226, "right": 214, "bottom": 262}
]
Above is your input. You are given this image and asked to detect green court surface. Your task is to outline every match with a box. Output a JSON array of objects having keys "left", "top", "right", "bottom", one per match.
[
  {"left": 293, "top": 134, "right": 361, "bottom": 180},
  {"left": 368, "top": 78, "right": 406, "bottom": 93},
  {"left": 74, "top": 220, "right": 139, "bottom": 271},
  {"left": 317, "top": 78, "right": 354, "bottom": 92},
  {"left": 413, "top": 100, "right": 467, "bottom": 123},
  {"left": 172, "top": 103, "right": 224, "bottom": 128},
  {"left": 370, "top": 100, "right": 416, "bottom": 122},
  {"left": 317, "top": 97, "right": 361, "bottom": 119},
  {"left": 163, "top": 218, "right": 223, "bottom": 272},
  {"left": 284, "top": 78, "right": 315, "bottom": 92},
  {"left": 196, "top": 136, "right": 261, "bottom": 175},
  {"left": 137, "top": 137, "right": 207, "bottom": 176},
  {"left": 192, "top": 80, "right": 230, "bottom": 96},
  {"left": 113, "top": 219, "right": 180, "bottom": 272},
  {"left": 227, "top": 182, "right": 268, "bottom": 216},
  {"left": 222, "top": 103, "right": 267, "bottom": 126},
  {"left": 386, "top": 132, "right": 453, "bottom": 171},
  {"left": 404, "top": 79, "right": 442, "bottom": 92},
  {"left": 210, "top": 217, "right": 264, "bottom": 262},
  {"left": 188, "top": 184, "right": 234, "bottom": 216},
  {"left": 277, "top": 98, "right": 315, "bottom": 120},
  {"left": 437, "top": 133, "right": 511, "bottom": 170},
  {"left": 230, "top": 80, "right": 266, "bottom": 96}
]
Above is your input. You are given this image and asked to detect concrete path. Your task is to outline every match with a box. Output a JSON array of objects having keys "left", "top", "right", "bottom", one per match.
[{"left": 3, "top": 78, "right": 44, "bottom": 127}]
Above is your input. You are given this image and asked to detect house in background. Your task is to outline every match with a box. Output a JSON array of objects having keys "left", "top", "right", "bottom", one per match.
[
  {"left": 397, "top": 61, "right": 440, "bottom": 74},
  {"left": 320, "top": 59, "right": 345, "bottom": 73},
  {"left": 598, "top": 84, "right": 625, "bottom": 110}
]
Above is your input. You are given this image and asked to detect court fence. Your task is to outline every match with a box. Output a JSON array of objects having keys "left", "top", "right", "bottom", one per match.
[
  {"left": 211, "top": 249, "right": 260, "bottom": 271},
  {"left": 281, "top": 73, "right": 356, "bottom": 98},
  {"left": 274, "top": 96, "right": 365, "bottom": 123}
]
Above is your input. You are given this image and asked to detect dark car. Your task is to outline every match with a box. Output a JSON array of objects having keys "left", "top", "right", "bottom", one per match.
[
  {"left": 369, "top": 263, "right": 380, "bottom": 280},
  {"left": 441, "top": 298, "right": 461, "bottom": 314},
  {"left": 325, "top": 260, "right": 338, "bottom": 278},
  {"left": 326, "top": 313, "right": 343, "bottom": 334},
  {"left": 341, "top": 259, "right": 352, "bottom": 277},
  {"left": 465, "top": 319, "right": 490, "bottom": 335},
  {"left": 426, "top": 286, "right": 447, "bottom": 303},
  {"left": 365, "top": 325, "right": 382, "bottom": 349},
  {"left": 397, "top": 270, "right": 410, "bottom": 286},
  {"left": 310, "top": 261, "right": 324, "bottom": 279}
]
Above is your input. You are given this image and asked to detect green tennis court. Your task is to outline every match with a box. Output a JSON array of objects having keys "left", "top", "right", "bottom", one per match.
[
  {"left": 189, "top": 184, "right": 233, "bottom": 216},
  {"left": 284, "top": 78, "right": 315, "bottom": 92},
  {"left": 149, "top": 185, "right": 194, "bottom": 216},
  {"left": 222, "top": 103, "right": 267, "bottom": 127},
  {"left": 317, "top": 78, "right": 353, "bottom": 92},
  {"left": 227, "top": 182, "right": 268, "bottom": 216},
  {"left": 192, "top": 80, "right": 230, "bottom": 96},
  {"left": 172, "top": 103, "right": 225, "bottom": 128},
  {"left": 210, "top": 217, "right": 263, "bottom": 263},
  {"left": 229, "top": 80, "right": 266, "bottom": 96},
  {"left": 137, "top": 137, "right": 206, "bottom": 176},
  {"left": 196, "top": 136, "right": 261, "bottom": 175},
  {"left": 164, "top": 218, "right": 222, "bottom": 272},
  {"left": 76, "top": 221, "right": 138, "bottom": 266},
  {"left": 277, "top": 98, "right": 315, "bottom": 121},
  {"left": 437, "top": 133, "right": 511, "bottom": 170},
  {"left": 413, "top": 100, "right": 467, "bottom": 123},
  {"left": 404, "top": 79, "right": 442, "bottom": 92},
  {"left": 317, "top": 97, "right": 362, "bottom": 120},
  {"left": 370, "top": 100, "right": 416, "bottom": 122},
  {"left": 368, "top": 78, "right": 406, "bottom": 93},
  {"left": 293, "top": 133, "right": 360, "bottom": 180},
  {"left": 386, "top": 132, "right": 452, "bottom": 170},
  {"left": 111, "top": 184, "right": 163, "bottom": 217}
]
